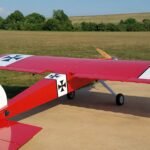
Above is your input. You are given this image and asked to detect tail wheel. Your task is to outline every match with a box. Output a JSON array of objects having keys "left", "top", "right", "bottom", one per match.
[
  {"left": 67, "top": 91, "right": 75, "bottom": 100},
  {"left": 116, "top": 94, "right": 125, "bottom": 106}
]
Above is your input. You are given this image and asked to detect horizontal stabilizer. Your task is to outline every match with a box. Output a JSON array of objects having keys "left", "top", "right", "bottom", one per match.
[{"left": 0, "top": 119, "right": 42, "bottom": 150}]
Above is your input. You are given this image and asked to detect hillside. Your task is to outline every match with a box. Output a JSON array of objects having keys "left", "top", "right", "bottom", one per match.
[{"left": 70, "top": 12, "right": 150, "bottom": 24}]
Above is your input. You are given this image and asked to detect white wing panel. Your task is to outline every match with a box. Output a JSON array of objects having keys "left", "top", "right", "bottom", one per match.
[{"left": 0, "top": 54, "right": 32, "bottom": 67}]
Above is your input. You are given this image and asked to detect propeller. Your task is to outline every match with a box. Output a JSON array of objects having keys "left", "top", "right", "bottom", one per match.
[{"left": 96, "top": 48, "right": 118, "bottom": 60}]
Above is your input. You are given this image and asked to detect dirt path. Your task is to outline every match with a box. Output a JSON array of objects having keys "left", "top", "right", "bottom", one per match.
[{"left": 19, "top": 82, "right": 150, "bottom": 150}]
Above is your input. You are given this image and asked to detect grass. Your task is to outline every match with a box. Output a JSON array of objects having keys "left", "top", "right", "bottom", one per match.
[
  {"left": 0, "top": 31, "right": 150, "bottom": 59},
  {"left": 0, "top": 31, "right": 149, "bottom": 97},
  {"left": 70, "top": 12, "right": 150, "bottom": 24}
]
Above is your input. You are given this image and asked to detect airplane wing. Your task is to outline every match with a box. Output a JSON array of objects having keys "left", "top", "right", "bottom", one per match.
[{"left": 0, "top": 54, "right": 149, "bottom": 84}]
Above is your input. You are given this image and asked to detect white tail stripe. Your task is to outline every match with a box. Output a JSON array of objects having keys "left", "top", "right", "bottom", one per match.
[
  {"left": 0, "top": 54, "right": 32, "bottom": 67},
  {"left": 0, "top": 85, "right": 7, "bottom": 110}
]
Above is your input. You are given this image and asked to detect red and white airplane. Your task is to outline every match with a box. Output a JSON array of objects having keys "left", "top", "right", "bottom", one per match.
[{"left": 0, "top": 51, "right": 149, "bottom": 149}]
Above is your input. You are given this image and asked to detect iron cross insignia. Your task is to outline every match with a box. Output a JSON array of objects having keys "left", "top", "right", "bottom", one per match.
[
  {"left": 49, "top": 73, "right": 60, "bottom": 79},
  {"left": 2, "top": 55, "right": 22, "bottom": 62},
  {"left": 58, "top": 80, "right": 67, "bottom": 92}
]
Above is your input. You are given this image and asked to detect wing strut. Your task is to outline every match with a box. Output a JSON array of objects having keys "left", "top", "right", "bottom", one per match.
[
  {"left": 99, "top": 80, "right": 116, "bottom": 96},
  {"left": 99, "top": 80, "right": 125, "bottom": 106}
]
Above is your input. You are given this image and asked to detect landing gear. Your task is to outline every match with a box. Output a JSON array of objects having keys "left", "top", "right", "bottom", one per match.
[
  {"left": 67, "top": 91, "right": 75, "bottom": 100},
  {"left": 99, "top": 80, "right": 125, "bottom": 106},
  {"left": 116, "top": 94, "right": 125, "bottom": 106}
]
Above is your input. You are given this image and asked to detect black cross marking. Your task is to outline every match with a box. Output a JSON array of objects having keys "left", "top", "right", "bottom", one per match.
[
  {"left": 49, "top": 73, "right": 60, "bottom": 79},
  {"left": 2, "top": 55, "right": 22, "bottom": 62},
  {"left": 58, "top": 80, "right": 66, "bottom": 92}
]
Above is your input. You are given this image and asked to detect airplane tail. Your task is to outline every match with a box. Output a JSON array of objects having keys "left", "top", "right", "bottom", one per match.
[{"left": 0, "top": 119, "right": 41, "bottom": 150}]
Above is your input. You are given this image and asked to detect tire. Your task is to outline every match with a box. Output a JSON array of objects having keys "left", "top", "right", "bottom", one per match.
[
  {"left": 67, "top": 91, "right": 75, "bottom": 100},
  {"left": 116, "top": 94, "right": 125, "bottom": 106}
]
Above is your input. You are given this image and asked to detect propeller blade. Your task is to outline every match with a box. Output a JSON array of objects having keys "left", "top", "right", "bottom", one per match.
[{"left": 96, "top": 48, "right": 112, "bottom": 59}]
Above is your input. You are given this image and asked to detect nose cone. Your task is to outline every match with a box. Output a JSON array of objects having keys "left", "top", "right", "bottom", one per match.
[{"left": 0, "top": 85, "right": 7, "bottom": 110}]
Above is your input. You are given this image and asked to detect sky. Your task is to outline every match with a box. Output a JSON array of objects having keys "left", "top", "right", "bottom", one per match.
[{"left": 0, "top": 0, "right": 150, "bottom": 18}]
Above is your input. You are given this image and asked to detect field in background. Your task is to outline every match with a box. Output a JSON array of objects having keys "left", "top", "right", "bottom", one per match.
[
  {"left": 0, "top": 31, "right": 149, "bottom": 94},
  {"left": 70, "top": 12, "right": 150, "bottom": 24},
  {"left": 0, "top": 31, "right": 150, "bottom": 59}
]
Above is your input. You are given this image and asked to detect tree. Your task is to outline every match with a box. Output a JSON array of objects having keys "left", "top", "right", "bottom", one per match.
[
  {"left": 134, "top": 22, "right": 145, "bottom": 31},
  {"left": 97, "top": 23, "right": 106, "bottom": 31},
  {"left": 117, "top": 19, "right": 127, "bottom": 31},
  {"left": 0, "top": 17, "right": 4, "bottom": 29},
  {"left": 120, "top": 18, "right": 145, "bottom": 31},
  {"left": 23, "top": 13, "right": 45, "bottom": 30},
  {"left": 25, "top": 13, "right": 45, "bottom": 24},
  {"left": 43, "top": 19, "right": 59, "bottom": 31},
  {"left": 50, "top": 10, "right": 73, "bottom": 31},
  {"left": 80, "top": 22, "right": 88, "bottom": 31},
  {"left": 73, "top": 23, "right": 82, "bottom": 31},
  {"left": 80, "top": 22, "right": 98, "bottom": 31},
  {"left": 4, "top": 10, "right": 24, "bottom": 30},
  {"left": 53, "top": 10, "right": 69, "bottom": 22},
  {"left": 106, "top": 23, "right": 119, "bottom": 31},
  {"left": 1, "top": 9, "right": 149, "bottom": 32},
  {"left": 124, "top": 18, "right": 137, "bottom": 24},
  {"left": 143, "top": 19, "right": 150, "bottom": 31}
]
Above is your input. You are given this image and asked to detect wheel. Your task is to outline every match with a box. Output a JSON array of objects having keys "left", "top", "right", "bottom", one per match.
[
  {"left": 67, "top": 91, "right": 75, "bottom": 100},
  {"left": 116, "top": 94, "right": 125, "bottom": 106}
]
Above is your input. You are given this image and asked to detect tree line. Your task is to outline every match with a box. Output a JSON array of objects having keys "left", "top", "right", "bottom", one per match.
[{"left": 0, "top": 10, "right": 150, "bottom": 31}]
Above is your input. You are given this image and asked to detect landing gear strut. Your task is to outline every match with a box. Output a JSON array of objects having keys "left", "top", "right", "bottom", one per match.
[
  {"left": 67, "top": 91, "right": 75, "bottom": 100},
  {"left": 99, "top": 80, "right": 125, "bottom": 106}
]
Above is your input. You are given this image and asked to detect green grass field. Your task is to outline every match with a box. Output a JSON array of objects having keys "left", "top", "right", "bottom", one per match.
[
  {"left": 0, "top": 31, "right": 150, "bottom": 59},
  {"left": 0, "top": 31, "right": 149, "bottom": 97},
  {"left": 70, "top": 12, "right": 150, "bottom": 24}
]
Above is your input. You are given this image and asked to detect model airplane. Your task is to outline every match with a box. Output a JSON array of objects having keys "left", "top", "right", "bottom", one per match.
[{"left": 0, "top": 50, "right": 149, "bottom": 149}]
